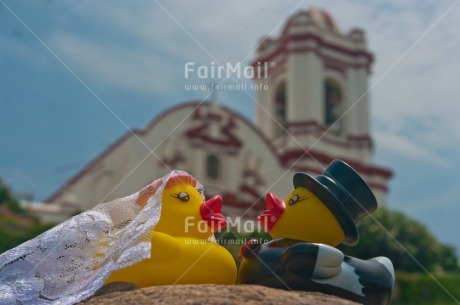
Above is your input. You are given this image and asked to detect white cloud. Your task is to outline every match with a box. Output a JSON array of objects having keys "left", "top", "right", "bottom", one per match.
[
  {"left": 374, "top": 131, "right": 447, "bottom": 166},
  {"left": 362, "top": 1, "right": 460, "bottom": 170},
  {"left": 49, "top": 32, "right": 176, "bottom": 95}
]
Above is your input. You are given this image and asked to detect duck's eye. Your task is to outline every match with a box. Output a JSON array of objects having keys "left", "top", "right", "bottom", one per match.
[
  {"left": 288, "top": 194, "right": 299, "bottom": 205},
  {"left": 177, "top": 192, "right": 190, "bottom": 202}
]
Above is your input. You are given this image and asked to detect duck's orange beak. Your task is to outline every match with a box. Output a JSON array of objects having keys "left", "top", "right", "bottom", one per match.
[
  {"left": 200, "top": 195, "right": 227, "bottom": 232},
  {"left": 257, "top": 192, "right": 286, "bottom": 232}
]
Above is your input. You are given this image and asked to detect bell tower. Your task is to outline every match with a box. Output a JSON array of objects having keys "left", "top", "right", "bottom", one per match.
[{"left": 253, "top": 8, "right": 374, "bottom": 164}]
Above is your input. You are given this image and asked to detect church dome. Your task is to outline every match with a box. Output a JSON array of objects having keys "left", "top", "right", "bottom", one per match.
[
  {"left": 287, "top": 8, "right": 340, "bottom": 33},
  {"left": 307, "top": 8, "right": 340, "bottom": 32}
]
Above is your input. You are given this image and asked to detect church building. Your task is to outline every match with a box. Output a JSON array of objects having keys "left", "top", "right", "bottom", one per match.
[{"left": 35, "top": 8, "right": 392, "bottom": 223}]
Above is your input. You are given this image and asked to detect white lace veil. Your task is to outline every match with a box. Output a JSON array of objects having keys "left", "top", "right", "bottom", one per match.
[{"left": 0, "top": 170, "right": 203, "bottom": 305}]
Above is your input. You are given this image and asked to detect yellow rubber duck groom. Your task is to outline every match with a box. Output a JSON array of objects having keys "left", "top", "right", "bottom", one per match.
[{"left": 238, "top": 160, "right": 395, "bottom": 305}]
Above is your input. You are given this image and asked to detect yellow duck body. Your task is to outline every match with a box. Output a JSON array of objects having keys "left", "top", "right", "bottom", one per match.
[
  {"left": 106, "top": 233, "right": 236, "bottom": 286},
  {"left": 105, "top": 174, "right": 237, "bottom": 287}
]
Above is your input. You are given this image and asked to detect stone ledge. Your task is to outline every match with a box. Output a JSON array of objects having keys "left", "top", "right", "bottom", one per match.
[{"left": 79, "top": 284, "right": 359, "bottom": 305}]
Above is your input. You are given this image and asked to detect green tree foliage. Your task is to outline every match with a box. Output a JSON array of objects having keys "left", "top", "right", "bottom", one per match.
[
  {"left": 0, "top": 179, "right": 55, "bottom": 254},
  {"left": 392, "top": 272, "right": 460, "bottom": 305},
  {"left": 0, "top": 178, "right": 26, "bottom": 215},
  {"left": 340, "top": 208, "right": 459, "bottom": 273},
  {"left": 0, "top": 218, "right": 55, "bottom": 254}
]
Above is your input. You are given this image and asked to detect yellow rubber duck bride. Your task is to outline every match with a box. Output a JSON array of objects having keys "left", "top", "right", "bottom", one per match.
[{"left": 0, "top": 170, "right": 236, "bottom": 305}]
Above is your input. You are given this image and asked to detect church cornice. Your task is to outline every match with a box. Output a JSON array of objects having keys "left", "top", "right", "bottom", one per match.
[
  {"left": 285, "top": 120, "right": 374, "bottom": 150},
  {"left": 279, "top": 149, "right": 393, "bottom": 180},
  {"left": 251, "top": 32, "right": 374, "bottom": 79}
]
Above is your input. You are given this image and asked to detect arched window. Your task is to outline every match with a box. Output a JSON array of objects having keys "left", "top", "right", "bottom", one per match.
[
  {"left": 274, "top": 81, "right": 287, "bottom": 137},
  {"left": 206, "top": 154, "right": 219, "bottom": 180},
  {"left": 324, "top": 78, "right": 342, "bottom": 133}
]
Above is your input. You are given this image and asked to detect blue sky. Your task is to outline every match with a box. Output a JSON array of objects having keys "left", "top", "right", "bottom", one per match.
[{"left": 1, "top": 0, "right": 460, "bottom": 257}]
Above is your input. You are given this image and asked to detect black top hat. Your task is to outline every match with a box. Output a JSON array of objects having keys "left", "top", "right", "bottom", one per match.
[{"left": 293, "top": 159, "right": 377, "bottom": 246}]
